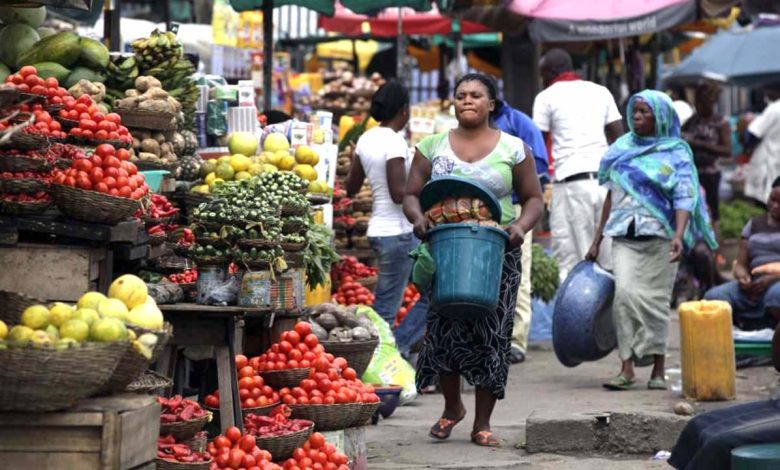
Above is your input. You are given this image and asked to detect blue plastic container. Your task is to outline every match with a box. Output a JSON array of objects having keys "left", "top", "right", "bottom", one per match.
[
  {"left": 428, "top": 223, "right": 508, "bottom": 320},
  {"left": 139, "top": 170, "right": 169, "bottom": 193},
  {"left": 732, "top": 444, "right": 780, "bottom": 470}
]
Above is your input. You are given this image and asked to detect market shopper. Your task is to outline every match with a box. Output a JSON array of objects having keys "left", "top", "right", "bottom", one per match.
[
  {"left": 744, "top": 86, "right": 780, "bottom": 206},
  {"left": 704, "top": 177, "right": 780, "bottom": 329},
  {"left": 533, "top": 48, "right": 624, "bottom": 279},
  {"left": 346, "top": 80, "right": 429, "bottom": 351},
  {"left": 493, "top": 99, "right": 549, "bottom": 364},
  {"left": 586, "top": 90, "right": 717, "bottom": 391},
  {"left": 403, "top": 73, "right": 544, "bottom": 447}
]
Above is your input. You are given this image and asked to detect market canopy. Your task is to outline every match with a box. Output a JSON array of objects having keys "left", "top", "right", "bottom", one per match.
[
  {"left": 229, "top": 0, "right": 433, "bottom": 16},
  {"left": 318, "top": 2, "right": 490, "bottom": 36},
  {"left": 663, "top": 23, "right": 780, "bottom": 88}
]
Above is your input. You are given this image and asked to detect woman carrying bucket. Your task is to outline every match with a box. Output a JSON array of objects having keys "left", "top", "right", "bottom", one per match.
[
  {"left": 586, "top": 90, "right": 717, "bottom": 391},
  {"left": 403, "top": 73, "right": 544, "bottom": 447}
]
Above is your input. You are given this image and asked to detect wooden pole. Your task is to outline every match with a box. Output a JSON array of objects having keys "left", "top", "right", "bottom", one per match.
[{"left": 263, "top": 0, "right": 274, "bottom": 111}]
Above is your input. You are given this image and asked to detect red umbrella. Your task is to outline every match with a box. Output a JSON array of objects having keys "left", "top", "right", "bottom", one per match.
[{"left": 319, "top": 1, "right": 490, "bottom": 36}]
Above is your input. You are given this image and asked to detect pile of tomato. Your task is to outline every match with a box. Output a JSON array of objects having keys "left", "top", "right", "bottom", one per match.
[
  {"left": 167, "top": 268, "right": 198, "bottom": 284},
  {"left": 331, "top": 277, "right": 375, "bottom": 307},
  {"left": 204, "top": 356, "right": 281, "bottom": 410},
  {"left": 394, "top": 283, "right": 421, "bottom": 327},
  {"left": 244, "top": 404, "right": 313, "bottom": 438},
  {"left": 281, "top": 432, "right": 349, "bottom": 470},
  {"left": 1, "top": 192, "right": 49, "bottom": 203},
  {"left": 250, "top": 322, "right": 325, "bottom": 373},
  {"left": 53, "top": 143, "right": 148, "bottom": 199},
  {"left": 331, "top": 256, "right": 377, "bottom": 282},
  {"left": 4, "top": 66, "right": 69, "bottom": 107},
  {"left": 207, "top": 426, "right": 280, "bottom": 470},
  {"left": 59, "top": 94, "right": 133, "bottom": 145},
  {"left": 0, "top": 171, "right": 52, "bottom": 183},
  {"left": 21, "top": 108, "right": 66, "bottom": 139}
]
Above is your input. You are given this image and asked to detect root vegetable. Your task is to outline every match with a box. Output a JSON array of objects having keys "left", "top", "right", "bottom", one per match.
[
  {"left": 135, "top": 76, "right": 161, "bottom": 92},
  {"left": 141, "top": 138, "right": 161, "bottom": 155}
]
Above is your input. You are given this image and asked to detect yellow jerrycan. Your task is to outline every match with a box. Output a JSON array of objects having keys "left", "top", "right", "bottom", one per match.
[{"left": 679, "top": 300, "right": 736, "bottom": 401}]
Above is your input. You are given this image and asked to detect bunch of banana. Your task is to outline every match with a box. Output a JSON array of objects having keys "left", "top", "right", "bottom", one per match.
[
  {"left": 169, "top": 79, "right": 200, "bottom": 129},
  {"left": 106, "top": 55, "right": 140, "bottom": 91},
  {"left": 131, "top": 29, "right": 183, "bottom": 71}
]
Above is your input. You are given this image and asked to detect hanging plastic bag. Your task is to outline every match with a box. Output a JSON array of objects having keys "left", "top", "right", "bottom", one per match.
[{"left": 409, "top": 244, "right": 435, "bottom": 292}]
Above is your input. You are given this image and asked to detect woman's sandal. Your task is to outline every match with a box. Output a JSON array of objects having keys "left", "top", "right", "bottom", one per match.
[
  {"left": 648, "top": 377, "right": 668, "bottom": 390},
  {"left": 429, "top": 412, "right": 466, "bottom": 440},
  {"left": 602, "top": 374, "right": 636, "bottom": 391},
  {"left": 471, "top": 430, "right": 501, "bottom": 447}
]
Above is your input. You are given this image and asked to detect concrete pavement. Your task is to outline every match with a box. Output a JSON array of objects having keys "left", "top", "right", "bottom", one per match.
[{"left": 364, "top": 313, "right": 780, "bottom": 469}]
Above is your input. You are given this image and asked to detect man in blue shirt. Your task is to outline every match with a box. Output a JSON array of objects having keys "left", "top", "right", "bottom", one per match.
[{"left": 494, "top": 100, "right": 550, "bottom": 364}]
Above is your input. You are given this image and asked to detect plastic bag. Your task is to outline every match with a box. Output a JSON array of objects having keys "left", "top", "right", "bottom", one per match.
[
  {"left": 410, "top": 244, "right": 435, "bottom": 292},
  {"left": 196, "top": 266, "right": 240, "bottom": 306},
  {"left": 356, "top": 306, "right": 418, "bottom": 404},
  {"left": 147, "top": 280, "right": 183, "bottom": 305}
]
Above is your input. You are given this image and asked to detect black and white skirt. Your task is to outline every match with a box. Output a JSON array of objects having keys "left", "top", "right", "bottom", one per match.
[{"left": 415, "top": 248, "right": 522, "bottom": 399}]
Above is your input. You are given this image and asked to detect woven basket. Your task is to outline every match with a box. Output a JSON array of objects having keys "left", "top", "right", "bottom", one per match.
[
  {"left": 0, "top": 290, "right": 44, "bottom": 325},
  {"left": 54, "top": 158, "right": 73, "bottom": 170},
  {"left": 125, "top": 369, "right": 173, "bottom": 394},
  {"left": 118, "top": 108, "right": 177, "bottom": 131},
  {"left": 320, "top": 339, "right": 379, "bottom": 377},
  {"left": 285, "top": 252, "right": 304, "bottom": 268},
  {"left": 149, "top": 232, "right": 166, "bottom": 246},
  {"left": 306, "top": 194, "right": 330, "bottom": 206},
  {"left": 184, "top": 433, "right": 207, "bottom": 453},
  {"left": 195, "top": 237, "right": 231, "bottom": 248},
  {"left": 351, "top": 402, "right": 380, "bottom": 427},
  {"left": 4, "top": 132, "right": 50, "bottom": 150},
  {"left": 67, "top": 136, "right": 131, "bottom": 150},
  {"left": 155, "top": 457, "right": 212, "bottom": 470},
  {"left": 51, "top": 184, "right": 140, "bottom": 225},
  {"left": 0, "top": 342, "right": 126, "bottom": 412},
  {"left": 193, "top": 256, "right": 231, "bottom": 267},
  {"left": 160, "top": 411, "right": 213, "bottom": 441},
  {"left": 260, "top": 368, "right": 309, "bottom": 390},
  {"left": 96, "top": 343, "right": 151, "bottom": 395},
  {"left": 238, "top": 239, "right": 279, "bottom": 250},
  {"left": 352, "top": 200, "right": 372, "bottom": 213},
  {"left": 54, "top": 116, "right": 79, "bottom": 130},
  {"left": 181, "top": 192, "right": 211, "bottom": 211},
  {"left": 128, "top": 322, "right": 173, "bottom": 362},
  {"left": 281, "top": 242, "right": 306, "bottom": 252},
  {"left": 289, "top": 403, "right": 363, "bottom": 431},
  {"left": 0, "top": 199, "right": 51, "bottom": 216},
  {"left": 0, "top": 178, "right": 48, "bottom": 194},
  {"left": 282, "top": 220, "right": 307, "bottom": 235},
  {"left": 254, "top": 423, "right": 313, "bottom": 461},
  {"left": 356, "top": 276, "right": 377, "bottom": 291},
  {"left": 0, "top": 154, "right": 50, "bottom": 172},
  {"left": 281, "top": 205, "right": 308, "bottom": 217}
]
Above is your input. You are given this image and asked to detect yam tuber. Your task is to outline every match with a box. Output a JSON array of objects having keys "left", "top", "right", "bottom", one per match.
[{"left": 135, "top": 76, "right": 162, "bottom": 92}]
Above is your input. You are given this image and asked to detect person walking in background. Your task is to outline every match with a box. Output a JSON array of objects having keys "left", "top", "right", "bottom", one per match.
[
  {"left": 493, "top": 98, "right": 549, "bottom": 364},
  {"left": 744, "top": 86, "right": 780, "bottom": 207},
  {"left": 346, "top": 80, "right": 428, "bottom": 353},
  {"left": 533, "top": 48, "right": 624, "bottom": 279},
  {"left": 404, "top": 73, "right": 543, "bottom": 447},
  {"left": 587, "top": 90, "right": 716, "bottom": 391}
]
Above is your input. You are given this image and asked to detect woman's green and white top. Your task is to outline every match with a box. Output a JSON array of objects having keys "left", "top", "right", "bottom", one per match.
[{"left": 416, "top": 131, "right": 526, "bottom": 225}]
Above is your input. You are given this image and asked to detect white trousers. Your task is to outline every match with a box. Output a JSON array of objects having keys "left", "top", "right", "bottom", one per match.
[
  {"left": 512, "top": 205, "right": 533, "bottom": 351},
  {"left": 550, "top": 178, "right": 612, "bottom": 280}
]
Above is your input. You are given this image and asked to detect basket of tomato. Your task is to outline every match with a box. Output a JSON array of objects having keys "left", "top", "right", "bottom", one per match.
[
  {"left": 0, "top": 192, "right": 51, "bottom": 215},
  {"left": 281, "top": 432, "right": 350, "bottom": 470},
  {"left": 51, "top": 144, "right": 147, "bottom": 224},
  {"left": 206, "top": 426, "right": 279, "bottom": 470},
  {"left": 244, "top": 405, "right": 313, "bottom": 461},
  {"left": 159, "top": 395, "right": 213, "bottom": 441},
  {"left": 156, "top": 435, "right": 212, "bottom": 470}
]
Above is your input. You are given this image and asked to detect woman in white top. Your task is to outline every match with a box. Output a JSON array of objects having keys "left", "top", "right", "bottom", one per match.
[{"left": 347, "top": 81, "right": 428, "bottom": 345}]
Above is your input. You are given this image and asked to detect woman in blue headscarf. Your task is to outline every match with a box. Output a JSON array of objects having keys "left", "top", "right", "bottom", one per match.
[{"left": 586, "top": 89, "right": 717, "bottom": 391}]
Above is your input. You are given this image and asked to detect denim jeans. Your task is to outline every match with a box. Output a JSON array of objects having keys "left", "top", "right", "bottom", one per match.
[
  {"left": 369, "top": 233, "right": 429, "bottom": 356},
  {"left": 704, "top": 280, "right": 780, "bottom": 323}
]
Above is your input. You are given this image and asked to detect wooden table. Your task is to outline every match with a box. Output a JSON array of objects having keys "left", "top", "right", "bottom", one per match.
[{"left": 157, "top": 303, "right": 273, "bottom": 432}]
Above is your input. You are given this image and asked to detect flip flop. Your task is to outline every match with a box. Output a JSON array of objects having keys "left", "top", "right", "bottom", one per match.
[
  {"left": 603, "top": 374, "right": 636, "bottom": 391},
  {"left": 471, "top": 430, "right": 501, "bottom": 447},
  {"left": 648, "top": 377, "right": 668, "bottom": 390},
  {"left": 429, "top": 411, "right": 466, "bottom": 440}
]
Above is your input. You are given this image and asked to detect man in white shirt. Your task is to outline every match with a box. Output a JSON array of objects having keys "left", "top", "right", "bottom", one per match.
[
  {"left": 745, "top": 87, "right": 780, "bottom": 205},
  {"left": 533, "top": 48, "right": 624, "bottom": 279}
]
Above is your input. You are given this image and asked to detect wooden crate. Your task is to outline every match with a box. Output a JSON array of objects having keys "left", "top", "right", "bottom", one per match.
[
  {"left": 0, "top": 243, "right": 105, "bottom": 302},
  {"left": 0, "top": 394, "right": 160, "bottom": 470}
]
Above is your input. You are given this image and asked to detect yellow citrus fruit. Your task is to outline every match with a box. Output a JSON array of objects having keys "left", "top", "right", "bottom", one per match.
[{"left": 21, "top": 304, "right": 51, "bottom": 330}]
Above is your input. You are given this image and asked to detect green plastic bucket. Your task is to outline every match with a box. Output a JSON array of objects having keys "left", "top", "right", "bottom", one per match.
[
  {"left": 732, "top": 444, "right": 780, "bottom": 469},
  {"left": 428, "top": 223, "right": 508, "bottom": 320},
  {"left": 139, "top": 170, "right": 169, "bottom": 193}
]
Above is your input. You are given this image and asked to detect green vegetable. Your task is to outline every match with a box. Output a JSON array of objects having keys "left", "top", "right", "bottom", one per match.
[
  {"left": 720, "top": 200, "right": 764, "bottom": 240},
  {"left": 304, "top": 223, "right": 340, "bottom": 289},
  {"left": 531, "top": 243, "right": 559, "bottom": 302}
]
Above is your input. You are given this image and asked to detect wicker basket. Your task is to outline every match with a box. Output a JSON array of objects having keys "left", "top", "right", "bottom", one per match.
[
  {"left": 356, "top": 276, "right": 377, "bottom": 291},
  {"left": 260, "top": 368, "right": 309, "bottom": 390},
  {"left": 0, "top": 341, "right": 126, "bottom": 412},
  {"left": 0, "top": 199, "right": 51, "bottom": 216},
  {"left": 55, "top": 116, "right": 79, "bottom": 130},
  {"left": 281, "top": 242, "right": 306, "bottom": 252},
  {"left": 352, "top": 200, "right": 372, "bottom": 213},
  {"left": 118, "top": 108, "right": 177, "bottom": 131},
  {"left": 125, "top": 369, "right": 173, "bottom": 394},
  {"left": 0, "top": 154, "right": 50, "bottom": 172},
  {"left": 149, "top": 232, "right": 166, "bottom": 246},
  {"left": 306, "top": 194, "right": 330, "bottom": 206},
  {"left": 184, "top": 433, "right": 208, "bottom": 453},
  {"left": 4, "top": 132, "right": 50, "bottom": 150},
  {"left": 254, "top": 423, "right": 313, "bottom": 461},
  {"left": 96, "top": 343, "right": 151, "bottom": 395},
  {"left": 282, "top": 219, "right": 308, "bottom": 235},
  {"left": 51, "top": 184, "right": 140, "bottom": 224},
  {"left": 289, "top": 403, "right": 363, "bottom": 431},
  {"left": 281, "top": 205, "right": 308, "bottom": 217},
  {"left": 0, "top": 178, "right": 48, "bottom": 194},
  {"left": 160, "top": 411, "right": 213, "bottom": 441},
  {"left": 67, "top": 136, "right": 131, "bottom": 150},
  {"left": 238, "top": 239, "right": 279, "bottom": 250},
  {"left": 155, "top": 457, "right": 212, "bottom": 470},
  {"left": 351, "top": 402, "right": 380, "bottom": 427},
  {"left": 0, "top": 290, "right": 44, "bottom": 325},
  {"left": 128, "top": 322, "right": 173, "bottom": 362},
  {"left": 320, "top": 339, "right": 379, "bottom": 377}
]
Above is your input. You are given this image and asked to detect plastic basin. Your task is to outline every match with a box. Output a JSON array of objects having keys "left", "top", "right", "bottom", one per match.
[
  {"left": 732, "top": 444, "right": 780, "bottom": 470},
  {"left": 428, "top": 223, "right": 508, "bottom": 321},
  {"left": 552, "top": 261, "right": 617, "bottom": 367},
  {"left": 139, "top": 170, "right": 169, "bottom": 193},
  {"left": 373, "top": 385, "right": 403, "bottom": 419}
]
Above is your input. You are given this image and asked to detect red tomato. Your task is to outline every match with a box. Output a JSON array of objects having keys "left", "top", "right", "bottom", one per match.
[
  {"left": 214, "top": 435, "right": 231, "bottom": 449},
  {"left": 313, "top": 357, "right": 330, "bottom": 373},
  {"left": 105, "top": 167, "right": 119, "bottom": 178},
  {"left": 76, "top": 175, "right": 92, "bottom": 190},
  {"left": 19, "top": 66, "right": 36, "bottom": 78},
  {"left": 89, "top": 155, "right": 103, "bottom": 167},
  {"left": 89, "top": 167, "right": 104, "bottom": 184},
  {"left": 116, "top": 176, "right": 129, "bottom": 188},
  {"left": 73, "top": 159, "right": 92, "bottom": 173},
  {"left": 79, "top": 119, "right": 97, "bottom": 133},
  {"left": 304, "top": 334, "right": 319, "bottom": 349},
  {"left": 45, "top": 77, "right": 58, "bottom": 88},
  {"left": 225, "top": 426, "right": 242, "bottom": 443},
  {"left": 103, "top": 176, "right": 117, "bottom": 189},
  {"left": 242, "top": 454, "right": 257, "bottom": 468},
  {"left": 294, "top": 322, "right": 312, "bottom": 337},
  {"left": 103, "top": 156, "right": 121, "bottom": 168},
  {"left": 342, "top": 368, "right": 357, "bottom": 381},
  {"left": 118, "top": 186, "right": 132, "bottom": 198},
  {"left": 239, "top": 377, "right": 254, "bottom": 390},
  {"left": 116, "top": 148, "right": 130, "bottom": 161},
  {"left": 95, "top": 130, "right": 109, "bottom": 140},
  {"left": 205, "top": 394, "right": 219, "bottom": 407},
  {"left": 238, "top": 435, "right": 256, "bottom": 452},
  {"left": 279, "top": 341, "right": 293, "bottom": 354},
  {"left": 243, "top": 397, "right": 257, "bottom": 408},
  {"left": 310, "top": 433, "right": 326, "bottom": 449},
  {"left": 77, "top": 94, "right": 92, "bottom": 105},
  {"left": 253, "top": 375, "right": 264, "bottom": 388},
  {"left": 64, "top": 176, "right": 76, "bottom": 187},
  {"left": 105, "top": 112, "right": 121, "bottom": 124},
  {"left": 94, "top": 143, "right": 115, "bottom": 158},
  {"left": 287, "top": 331, "right": 301, "bottom": 346},
  {"left": 228, "top": 448, "right": 245, "bottom": 468},
  {"left": 109, "top": 188, "right": 119, "bottom": 196}
]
